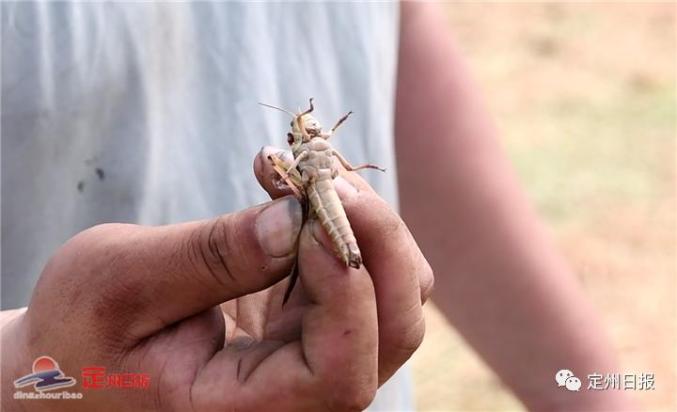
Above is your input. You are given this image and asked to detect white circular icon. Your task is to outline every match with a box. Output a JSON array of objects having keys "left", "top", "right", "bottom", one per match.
[
  {"left": 555, "top": 369, "right": 574, "bottom": 387},
  {"left": 565, "top": 376, "right": 582, "bottom": 391}
]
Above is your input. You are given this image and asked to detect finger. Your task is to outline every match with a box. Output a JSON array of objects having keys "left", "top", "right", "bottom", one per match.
[
  {"left": 190, "top": 223, "right": 379, "bottom": 411},
  {"left": 65, "top": 196, "right": 302, "bottom": 341},
  {"left": 255, "top": 146, "right": 433, "bottom": 303},
  {"left": 334, "top": 175, "right": 435, "bottom": 303},
  {"left": 254, "top": 146, "right": 297, "bottom": 199},
  {"left": 333, "top": 177, "right": 434, "bottom": 384},
  {"left": 297, "top": 221, "right": 378, "bottom": 409}
]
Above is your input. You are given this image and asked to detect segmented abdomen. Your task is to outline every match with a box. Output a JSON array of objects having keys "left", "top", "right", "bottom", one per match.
[{"left": 307, "top": 170, "right": 361, "bottom": 268}]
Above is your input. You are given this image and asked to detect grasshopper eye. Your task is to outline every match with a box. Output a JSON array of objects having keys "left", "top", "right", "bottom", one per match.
[{"left": 287, "top": 133, "right": 294, "bottom": 144}]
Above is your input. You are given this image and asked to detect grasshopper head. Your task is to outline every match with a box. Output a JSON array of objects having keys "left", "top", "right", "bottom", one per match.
[
  {"left": 299, "top": 114, "right": 322, "bottom": 138},
  {"left": 261, "top": 98, "right": 320, "bottom": 151},
  {"left": 288, "top": 113, "right": 322, "bottom": 151}
]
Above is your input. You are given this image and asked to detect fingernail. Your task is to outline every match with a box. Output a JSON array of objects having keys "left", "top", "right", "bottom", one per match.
[
  {"left": 261, "top": 146, "right": 293, "bottom": 163},
  {"left": 334, "top": 176, "right": 358, "bottom": 201},
  {"left": 260, "top": 146, "right": 276, "bottom": 160},
  {"left": 255, "top": 197, "right": 302, "bottom": 257}
]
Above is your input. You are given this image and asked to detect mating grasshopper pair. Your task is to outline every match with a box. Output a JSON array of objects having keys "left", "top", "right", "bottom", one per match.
[{"left": 261, "top": 98, "right": 384, "bottom": 303}]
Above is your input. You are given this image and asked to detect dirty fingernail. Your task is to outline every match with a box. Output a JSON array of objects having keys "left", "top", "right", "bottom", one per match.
[
  {"left": 334, "top": 176, "right": 358, "bottom": 200},
  {"left": 255, "top": 196, "right": 302, "bottom": 257},
  {"left": 261, "top": 146, "right": 293, "bottom": 163}
]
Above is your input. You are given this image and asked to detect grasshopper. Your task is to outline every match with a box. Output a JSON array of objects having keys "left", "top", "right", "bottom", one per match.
[{"left": 260, "top": 98, "right": 385, "bottom": 304}]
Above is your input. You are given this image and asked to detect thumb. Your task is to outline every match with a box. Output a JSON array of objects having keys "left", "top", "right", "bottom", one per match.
[{"left": 58, "top": 196, "right": 302, "bottom": 340}]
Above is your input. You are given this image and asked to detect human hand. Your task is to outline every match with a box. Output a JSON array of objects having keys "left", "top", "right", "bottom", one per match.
[
  {"left": 253, "top": 146, "right": 434, "bottom": 386},
  {"left": 1, "top": 147, "right": 433, "bottom": 412}
]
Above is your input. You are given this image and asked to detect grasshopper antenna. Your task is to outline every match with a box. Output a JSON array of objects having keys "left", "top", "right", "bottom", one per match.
[{"left": 259, "top": 102, "right": 296, "bottom": 118}]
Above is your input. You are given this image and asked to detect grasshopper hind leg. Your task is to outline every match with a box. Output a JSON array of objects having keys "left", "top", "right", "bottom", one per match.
[{"left": 347, "top": 245, "right": 362, "bottom": 268}]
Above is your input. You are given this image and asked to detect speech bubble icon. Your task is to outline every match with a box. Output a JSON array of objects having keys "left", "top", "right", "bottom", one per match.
[
  {"left": 555, "top": 369, "right": 574, "bottom": 387},
  {"left": 565, "top": 376, "right": 582, "bottom": 391}
]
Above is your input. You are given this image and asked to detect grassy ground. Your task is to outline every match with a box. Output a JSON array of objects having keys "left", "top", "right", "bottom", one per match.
[{"left": 411, "top": 3, "right": 675, "bottom": 411}]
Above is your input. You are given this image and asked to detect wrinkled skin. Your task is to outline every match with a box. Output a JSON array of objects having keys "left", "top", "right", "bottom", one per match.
[{"left": 1, "top": 147, "right": 433, "bottom": 412}]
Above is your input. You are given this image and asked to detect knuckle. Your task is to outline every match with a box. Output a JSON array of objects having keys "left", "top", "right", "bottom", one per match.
[
  {"left": 188, "top": 215, "right": 238, "bottom": 289},
  {"left": 54, "top": 224, "right": 148, "bottom": 342},
  {"left": 68, "top": 223, "right": 133, "bottom": 252},
  {"left": 56, "top": 223, "right": 137, "bottom": 283},
  {"left": 379, "top": 306, "right": 425, "bottom": 377},
  {"left": 396, "top": 314, "right": 426, "bottom": 357},
  {"left": 364, "top": 195, "right": 405, "bottom": 237},
  {"left": 379, "top": 210, "right": 405, "bottom": 236},
  {"left": 419, "top": 261, "right": 435, "bottom": 304},
  {"left": 327, "top": 385, "right": 376, "bottom": 412}
]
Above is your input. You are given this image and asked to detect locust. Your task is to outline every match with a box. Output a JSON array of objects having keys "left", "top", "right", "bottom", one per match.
[{"left": 260, "top": 98, "right": 385, "bottom": 304}]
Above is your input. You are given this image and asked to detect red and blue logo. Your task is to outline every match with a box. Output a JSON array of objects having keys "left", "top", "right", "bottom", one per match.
[{"left": 14, "top": 356, "right": 76, "bottom": 392}]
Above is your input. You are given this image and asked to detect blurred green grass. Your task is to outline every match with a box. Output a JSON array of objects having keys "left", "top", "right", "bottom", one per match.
[{"left": 508, "top": 87, "right": 675, "bottom": 227}]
